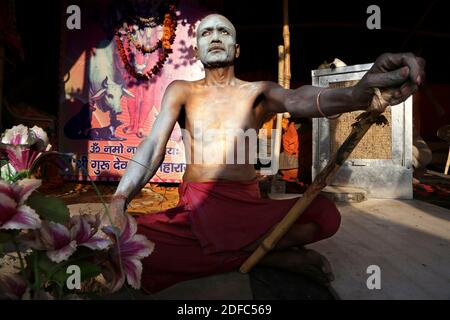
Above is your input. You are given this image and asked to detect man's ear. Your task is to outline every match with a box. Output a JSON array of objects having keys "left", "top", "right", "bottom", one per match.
[{"left": 235, "top": 43, "right": 240, "bottom": 59}]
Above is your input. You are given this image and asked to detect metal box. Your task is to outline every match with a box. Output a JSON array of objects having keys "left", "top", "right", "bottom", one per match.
[{"left": 311, "top": 63, "right": 413, "bottom": 199}]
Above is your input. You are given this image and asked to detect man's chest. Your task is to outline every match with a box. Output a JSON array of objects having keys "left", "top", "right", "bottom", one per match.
[{"left": 184, "top": 85, "right": 264, "bottom": 131}]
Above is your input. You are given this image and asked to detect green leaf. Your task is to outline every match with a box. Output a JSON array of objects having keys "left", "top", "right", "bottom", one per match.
[
  {"left": 78, "top": 261, "right": 102, "bottom": 282},
  {"left": 26, "top": 192, "right": 70, "bottom": 224},
  {"left": 38, "top": 253, "right": 57, "bottom": 275},
  {"left": 38, "top": 249, "right": 102, "bottom": 289},
  {"left": 12, "top": 170, "right": 29, "bottom": 181},
  {"left": 50, "top": 261, "right": 102, "bottom": 287}
]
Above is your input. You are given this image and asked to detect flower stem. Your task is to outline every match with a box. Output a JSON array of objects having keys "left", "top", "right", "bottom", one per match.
[
  {"left": 32, "top": 252, "right": 41, "bottom": 297},
  {"left": 14, "top": 242, "right": 26, "bottom": 276}
]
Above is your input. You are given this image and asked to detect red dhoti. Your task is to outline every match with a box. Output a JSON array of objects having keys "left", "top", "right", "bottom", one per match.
[{"left": 137, "top": 180, "right": 341, "bottom": 293}]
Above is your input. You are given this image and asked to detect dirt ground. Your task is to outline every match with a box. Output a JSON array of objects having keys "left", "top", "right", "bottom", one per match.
[
  {"left": 40, "top": 180, "right": 181, "bottom": 216},
  {"left": 38, "top": 169, "right": 450, "bottom": 214}
]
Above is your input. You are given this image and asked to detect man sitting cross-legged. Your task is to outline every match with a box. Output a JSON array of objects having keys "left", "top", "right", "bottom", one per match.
[{"left": 107, "top": 14, "right": 425, "bottom": 293}]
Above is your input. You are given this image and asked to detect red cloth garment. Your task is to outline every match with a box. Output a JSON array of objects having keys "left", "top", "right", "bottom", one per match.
[{"left": 137, "top": 180, "right": 341, "bottom": 293}]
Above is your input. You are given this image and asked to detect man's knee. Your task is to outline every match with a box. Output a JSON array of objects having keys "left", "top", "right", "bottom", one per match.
[{"left": 310, "top": 195, "right": 341, "bottom": 240}]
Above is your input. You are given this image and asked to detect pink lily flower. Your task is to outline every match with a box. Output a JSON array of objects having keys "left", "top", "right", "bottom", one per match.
[
  {"left": 32, "top": 221, "right": 78, "bottom": 263},
  {"left": 69, "top": 214, "right": 111, "bottom": 251},
  {"left": 0, "top": 274, "right": 54, "bottom": 300},
  {"left": 0, "top": 124, "right": 51, "bottom": 172},
  {"left": 0, "top": 178, "right": 42, "bottom": 230},
  {"left": 102, "top": 215, "right": 154, "bottom": 291},
  {"left": 25, "top": 214, "right": 111, "bottom": 263},
  {"left": 0, "top": 274, "right": 30, "bottom": 300}
]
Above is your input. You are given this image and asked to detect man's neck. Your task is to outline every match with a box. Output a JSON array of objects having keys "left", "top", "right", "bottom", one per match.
[{"left": 204, "top": 66, "right": 237, "bottom": 86}]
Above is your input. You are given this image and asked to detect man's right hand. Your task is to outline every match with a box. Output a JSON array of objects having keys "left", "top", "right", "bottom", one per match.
[{"left": 103, "top": 196, "right": 128, "bottom": 231}]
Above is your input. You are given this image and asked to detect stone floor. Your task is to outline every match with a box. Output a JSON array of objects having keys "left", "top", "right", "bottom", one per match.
[
  {"left": 68, "top": 195, "right": 450, "bottom": 300},
  {"left": 309, "top": 198, "right": 450, "bottom": 299}
]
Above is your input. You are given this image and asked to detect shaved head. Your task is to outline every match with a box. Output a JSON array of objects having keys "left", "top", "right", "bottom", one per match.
[
  {"left": 196, "top": 14, "right": 239, "bottom": 68},
  {"left": 197, "top": 14, "right": 236, "bottom": 42}
]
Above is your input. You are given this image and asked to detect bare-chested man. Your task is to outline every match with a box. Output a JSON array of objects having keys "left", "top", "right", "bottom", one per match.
[{"left": 108, "top": 14, "right": 425, "bottom": 293}]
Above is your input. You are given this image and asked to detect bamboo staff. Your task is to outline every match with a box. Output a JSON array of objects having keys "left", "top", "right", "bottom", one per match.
[{"left": 240, "top": 90, "right": 389, "bottom": 273}]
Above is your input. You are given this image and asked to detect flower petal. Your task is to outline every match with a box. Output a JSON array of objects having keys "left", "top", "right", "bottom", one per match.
[
  {"left": 120, "top": 235, "right": 154, "bottom": 259},
  {"left": 16, "top": 179, "right": 42, "bottom": 205},
  {"left": 1, "top": 124, "right": 29, "bottom": 145},
  {"left": 0, "top": 193, "right": 17, "bottom": 210},
  {"left": 102, "top": 260, "right": 125, "bottom": 293},
  {"left": 119, "top": 215, "right": 138, "bottom": 243},
  {"left": 46, "top": 240, "right": 77, "bottom": 263},
  {"left": 70, "top": 215, "right": 90, "bottom": 243},
  {"left": 0, "top": 181, "right": 15, "bottom": 200},
  {"left": 0, "top": 194, "right": 19, "bottom": 229},
  {"left": 80, "top": 236, "right": 111, "bottom": 250},
  {"left": 47, "top": 222, "right": 71, "bottom": 249},
  {"left": 1, "top": 145, "right": 34, "bottom": 172},
  {"left": 30, "top": 126, "right": 49, "bottom": 148},
  {"left": 0, "top": 204, "right": 41, "bottom": 230},
  {"left": 38, "top": 222, "right": 56, "bottom": 248},
  {"left": 123, "top": 258, "right": 143, "bottom": 290},
  {"left": 19, "top": 230, "right": 46, "bottom": 250},
  {"left": 0, "top": 273, "right": 28, "bottom": 300}
]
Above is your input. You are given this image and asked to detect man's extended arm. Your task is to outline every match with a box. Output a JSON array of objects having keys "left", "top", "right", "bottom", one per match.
[
  {"left": 261, "top": 53, "right": 425, "bottom": 117},
  {"left": 107, "top": 80, "right": 185, "bottom": 227}
]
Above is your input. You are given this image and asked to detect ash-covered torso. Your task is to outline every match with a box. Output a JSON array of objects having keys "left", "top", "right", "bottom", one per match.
[{"left": 180, "top": 79, "right": 269, "bottom": 182}]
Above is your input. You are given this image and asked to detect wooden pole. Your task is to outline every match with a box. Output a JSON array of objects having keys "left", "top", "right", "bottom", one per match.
[
  {"left": 271, "top": 45, "right": 285, "bottom": 176},
  {"left": 278, "top": 45, "right": 285, "bottom": 86},
  {"left": 282, "top": 0, "right": 291, "bottom": 90},
  {"left": 282, "top": 0, "right": 291, "bottom": 119},
  {"left": 271, "top": 0, "right": 291, "bottom": 179},
  {"left": 240, "top": 90, "right": 390, "bottom": 273}
]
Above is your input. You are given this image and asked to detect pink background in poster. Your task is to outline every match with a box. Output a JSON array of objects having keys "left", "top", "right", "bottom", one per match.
[{"left": 59, "top": 0, "right": 207, "bottom": 183}]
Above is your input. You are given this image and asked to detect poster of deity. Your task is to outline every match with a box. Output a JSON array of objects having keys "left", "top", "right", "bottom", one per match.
[{"left": 59, "top": 0, "right": 207, "bottom": 182}]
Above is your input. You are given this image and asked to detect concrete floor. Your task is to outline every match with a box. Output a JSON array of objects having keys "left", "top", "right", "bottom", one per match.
[
  {"left": 310, "top": 198, "right": 450, "bottom": 299},
  {"left": 68, "top": 197, "right": 450, "bottom": 300}
]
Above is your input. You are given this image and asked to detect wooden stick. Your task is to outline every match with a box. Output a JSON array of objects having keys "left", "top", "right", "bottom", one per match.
[{"left": 240, "top": 102, "right": 388, "bottom": 273}]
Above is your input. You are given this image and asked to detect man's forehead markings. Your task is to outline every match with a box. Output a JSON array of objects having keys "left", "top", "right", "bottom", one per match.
[
  {"left": 199, "top": 24, "right": 233, "bottom": 32},
  {"left": 198, "top": 15, "right": 235, "bottom": 32}
]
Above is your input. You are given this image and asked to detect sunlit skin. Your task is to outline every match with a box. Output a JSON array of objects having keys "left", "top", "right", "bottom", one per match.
[{"left": 108, "top": 14, "right": 425, "bottom": 283}]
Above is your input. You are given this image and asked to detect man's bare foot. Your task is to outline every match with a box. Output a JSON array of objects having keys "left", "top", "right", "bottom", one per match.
[{"left": 261, "top": 248, "right": 335, "bottom": 285}]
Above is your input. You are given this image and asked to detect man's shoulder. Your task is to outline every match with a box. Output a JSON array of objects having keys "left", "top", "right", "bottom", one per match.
[
  {"left": 164, "top": 80, "right": 193, "bottom": 98},
  {"left": 166, "top": 79, "right": 203, "bottom": 92},
  {"left": 246, "top": 80, "right": 280, "bottom": 90},
  {"left": 167, "top": 79, "right": 190, "bottom": 89}
]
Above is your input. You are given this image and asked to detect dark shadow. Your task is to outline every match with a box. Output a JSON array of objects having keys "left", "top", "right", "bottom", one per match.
[{"left": 250, "top": 266, "right": 335, "bottom": 300}]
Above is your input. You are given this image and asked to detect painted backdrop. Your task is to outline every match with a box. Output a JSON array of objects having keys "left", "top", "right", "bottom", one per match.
[{"left": 59, "top": 0, "right": 207, "bottom": 182}]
